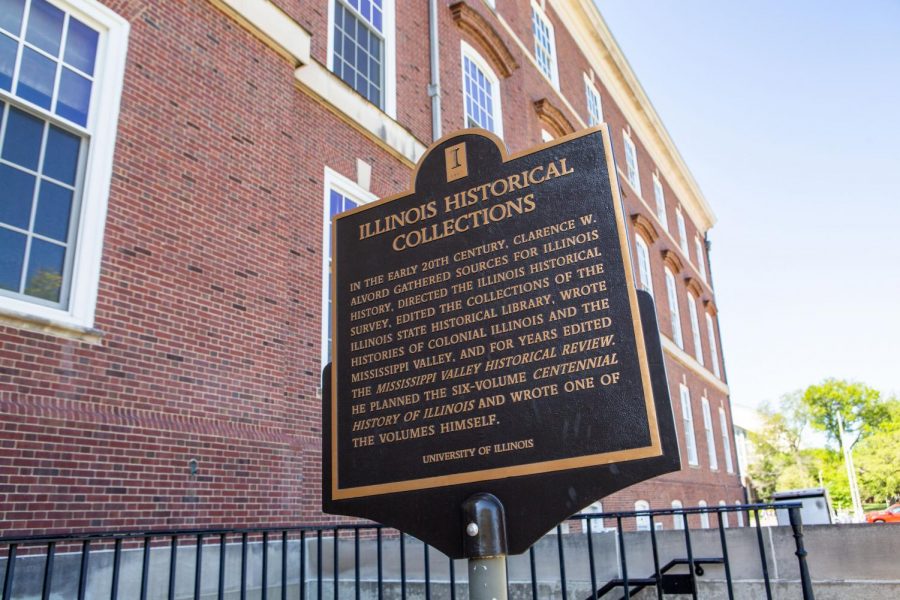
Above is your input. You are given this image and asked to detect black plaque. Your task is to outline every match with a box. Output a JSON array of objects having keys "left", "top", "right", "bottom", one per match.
[{"left": 323, "top": 128, "right": 680, "bottom": 558}]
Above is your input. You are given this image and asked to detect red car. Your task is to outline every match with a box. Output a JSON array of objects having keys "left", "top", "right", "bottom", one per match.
[{"left": 865, "top": 503, "right": 900, "bottom": 523}]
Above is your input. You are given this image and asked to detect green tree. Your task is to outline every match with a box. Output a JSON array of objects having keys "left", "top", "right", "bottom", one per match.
[
  {"left": 746, "top": 394, "right": 809, "bottom": 500},
  {"left": 802, "top": 379, "right": 887, "bottom": 450},
  {"left": 854, "top": 398, "right": 900, "bottom": 503}
]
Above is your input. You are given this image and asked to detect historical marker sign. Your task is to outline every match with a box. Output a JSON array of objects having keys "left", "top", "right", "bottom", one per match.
[{"left": 323, "top": 128, "right": 680, "bottom": 558}]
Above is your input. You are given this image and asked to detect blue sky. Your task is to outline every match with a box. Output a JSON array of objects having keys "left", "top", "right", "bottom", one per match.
[{"left": 596, "top": 1, "right": 900, "bottom": 407}]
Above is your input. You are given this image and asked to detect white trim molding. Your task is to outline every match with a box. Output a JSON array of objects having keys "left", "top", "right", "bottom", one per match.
[{"left": 209, "top": 0, "right": 311, "bottom": 65}]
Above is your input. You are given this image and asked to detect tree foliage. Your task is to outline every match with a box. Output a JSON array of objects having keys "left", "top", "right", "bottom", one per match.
[{"left": 802, "top": 379, "right": 887, "bottom": 450}]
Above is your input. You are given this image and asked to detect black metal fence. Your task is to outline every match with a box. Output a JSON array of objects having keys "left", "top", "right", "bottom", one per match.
[{"left": 0, "top": 503, "right": 813, "bottom": 600}]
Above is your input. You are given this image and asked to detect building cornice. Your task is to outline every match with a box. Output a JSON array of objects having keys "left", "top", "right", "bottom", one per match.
[{"left": 550, "top": 0, "right": 716, "bottom": 234}]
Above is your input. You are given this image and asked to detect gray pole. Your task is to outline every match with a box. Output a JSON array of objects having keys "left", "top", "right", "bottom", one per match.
[{"left": 462, "top": 493, "right": 509, "bottom": 600}]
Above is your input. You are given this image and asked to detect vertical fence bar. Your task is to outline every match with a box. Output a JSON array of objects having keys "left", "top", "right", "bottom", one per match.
[
  {"left": 2, "top": 543, "right": 17, "bottom": 600},
  {"left": 528, "top": 546, "right": 537, "bottom": 600},
  {"left": 241, "top": 532, "right": 248, "bottom": 600},
  {"left": 681, "top": 514, "right": 697, "bottom": 600},
  {"left": 194, "top": 534, "right": 204, "bottom": 600},
  {"left": 449, "top": 555, "right": 456, "bottom": 600},
  {"left": 168, "top": 536, "right": 178, "bottom": 600},
  {"left": 263, "top": 531, "right": 269, "bottom": 600},
  {"left": 111, "top": 538, "right": 122, "bottom": 600},
  {"left": 140, "top": 537, "right": 151, "bottom": 600},
  {"left": 376, "top": 528, "right": 383, "bottom": 600},
  {"left": 585, "top": 518, "right": 597, "bottom": 600},
  {"left": 555, "top": 524, "right": 567, "bottom": 600},
  {"left": 399, "top": 533, "right": 406, "bottom": 600},
  {"left": 423, "top": 543, "right": 431, "bottom": 600},
  {"left": 316, "top": 530, "right": 322, "bottom": 600},
  {"left": 753, "top": 509, "right": 772, "bottom": 600},
  {"left": 789, "top": 507, "right": 815, "bottom": 600},
  {"left": 354, "top": 528, "right": 360, "bottom": 600},
  {"left": 333, "top": 528, "right": 339, "bottom": 600},
  {"left": 77, "top": 540, "right": 91, "bottom": 600},
  {"left": 300, "top": 531, "right": 307, "bottom": 600},
  {"left": 42, "top": 542, "right": 56, "bottom": 600},
  {"left": 218, "top": 534, "right": 226, "bottom": 600},
  {"left": 648, "top": 515, "right": 663, "bottom": 600},
  {"left": 282, "top": 531, "right": 288, "bottom": 600},
  {"left": 717, "top": 512, "right": 734, "bottom": 600},
  {"left": 616, "top": 517, "right": 628, "bottom": 599}
]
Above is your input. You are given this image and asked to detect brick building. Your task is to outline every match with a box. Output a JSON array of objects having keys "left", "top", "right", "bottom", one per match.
[{"left": 0, "top": 0, "right": 742, "bottom": 536}]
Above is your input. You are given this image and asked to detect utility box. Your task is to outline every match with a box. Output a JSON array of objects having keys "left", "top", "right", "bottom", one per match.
[{"left": 773, "top": 488, "right": 833, "bottom": 525}]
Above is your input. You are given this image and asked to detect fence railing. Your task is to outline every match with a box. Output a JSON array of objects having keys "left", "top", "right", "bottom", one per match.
[{"left": 0, "top": 502, "right": 813, "bottom": 600}]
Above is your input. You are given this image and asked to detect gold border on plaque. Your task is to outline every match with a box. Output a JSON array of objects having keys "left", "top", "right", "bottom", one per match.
[{"left": 331, "top": 126, "right": 661, "bottom": 500}]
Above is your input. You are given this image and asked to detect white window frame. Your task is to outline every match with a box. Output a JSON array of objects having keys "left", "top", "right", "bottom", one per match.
[
  {"left": 321, "top": 167, "right": 377, "bottom": 367},
  {"left": 583, "top": 73, "right": 602, "bottom": 126},
  {"left": 719, "top": 501, "right": 730, "bottom": 528},
  {"left": 680, "top": 383, "right": 698, "bottom": 466},
  {"left": 540, "top": 129, "right": 553, "bottom": 142},
  {"left": 705, "top": 312, "right": 721, "bottom": 378},
  {"left": 698, "top": 500, "right": 709, "bottom": 529},
  {"left": 676, "top": 207, "right": 689, "bottom": 257},
  {"left": 622, "top": 130, "right": 641, "bottom": 195},
  {"left": 701, "top": 397, "right": 718, "bottom": 470},
  {"left": 327, "top": 0, "right": 397, "bottom": 118},
  {"left": 687, "top": 292, "right": 704, "bottom": 365},
  {"left": 671, "top": 500, "right": 684, "bottom": 530},
  {"left": 695, "top": 236, "right": 707, "bottom": 282},
  {"left": 0, "top": 0, "right": 129, "bottom": 332},
  {"left": 634, "top": 500, "right": 650, "bottom": 531},
  {"left": 735, "top": 502, "right": 744, "bottom": 527},
  {"left": 665, "top": 267, "right": 683, "bottom": 348},
  {"left": 652, "top": 173, "right": 667, "bottom": 231},
  {"left": 634, "top": 234, "right": 653, "bottom": 295},
  {"left": 530, "top": 1, "right": 558, "bottom": 88},
  {"left": 582, "top": 500, "right": 605, "bottom": 533},
  {"left": 460, "top": 41, "right": 503, "bottom": 138},
  {"left": 720, "top": 406, "right": 734, "bottom": 473}
]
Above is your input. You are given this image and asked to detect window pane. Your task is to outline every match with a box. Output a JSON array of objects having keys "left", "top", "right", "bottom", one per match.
[
  {"left": 0, "top": 33, "right": 16, "bottom": 91},
  {"left": 43, "top": 124, "right": 80, "bottom": 185},
  {"left": 25, "top": 0, "right": 65, "bottom": 56},
  {"left": 0, "top": 164, "right": 36, "bottom": 229},
  {"left": 56, "top": 67, "right": 91, "bottom": 125},
  {"left": 0, "top": 226, "right": 26, "bottom": 291},
  {"left": 17, "top": 46, "right": 56, "bottom": 109},
  {"left": 34, "top": 179, "right": 72, "bottom": 241},
  {"left": 2, "top": 106, "right": 44, "bottom": 169},
  {"left": 0, "top": 0, "right": 26, "bottom": 36},
  {"left": 24, "top": 237, "right": 64, "bottom": 301},
  {"left": 63, "top": 17, "right": 98, "bottom": 75}
]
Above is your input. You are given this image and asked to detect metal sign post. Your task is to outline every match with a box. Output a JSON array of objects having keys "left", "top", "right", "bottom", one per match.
[{"left": 463, "top": 493, "right": 508, "bottom": 600}]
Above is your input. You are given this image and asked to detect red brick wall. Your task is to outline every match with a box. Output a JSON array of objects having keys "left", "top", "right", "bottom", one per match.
[{"left": 0, "top": 0, "right": 740, "bottom": 536}]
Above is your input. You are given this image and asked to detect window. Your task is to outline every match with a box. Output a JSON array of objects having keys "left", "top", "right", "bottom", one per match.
[
  {"left": 706, "top": 312, "right": 721, "bottom": 378},
  {"left": 531, "top": 2, "right": 558, "bottom": 87},
  {"left": 680, "top": 384, "right": 698, "bottom": 466},
  {"left": 735, "top": 501, "right": 744, "bottom": 527},
  {"left": 719, "top": 501, "right": 729, "bottom": 528},
  {"left": 676, "top": 207, "right": 689, "bottom": 257},
  {"left": 664, "top": 268, "right": 683, "bottom": 348},
  {"left": 540, "top": 129, "right": 552, "bottom": 142},
  {"left": 695, "top": 236, "right": 707, "bottom": 282},
  {"left": 623, "top": 130, "right": 641, "bottom": 195},
  {"left": 701, "top": 397, "right": 717, "bottom": 470},
  {"left": 461, "top": 42, "right": 502, "bottom": 136},
  {"left": 720, "top": 407, "right": 734, "bottom": 473},
  {"left": 0, "top": 0, "right": 127, "bottom": 329},
  {"left": 582, "top": 501, "right": 605, "bottom": 533},
  {"left": 653, "top": 174, "right": 667, "bottom": 231},
  {"left": 584, "top": 75, "right": 602, "bottom": 126},
  {"left": 322, "top": 168, "right": 376, "bottom": 366},
  {"left": 687, "top": 293, "right": 703, "bottom": 365},
  {"left": 634, "top": 235, "right": 653, "bottom": 294},
  {"left": 330, "top": 0, "right": 395, "bottom": 115},
  {"left": 698, "top": 500, "right": 709, "bottom": 529},
  {"left": 671, "top": 500, "right": 684, "bottom": 530},
  {"left": 634, "top": 500, "right": 650, "bottom": 531}
]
